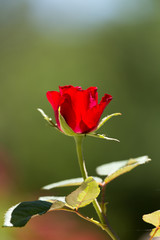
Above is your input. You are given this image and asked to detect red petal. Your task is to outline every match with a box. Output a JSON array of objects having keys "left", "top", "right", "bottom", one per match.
[
  {"left": 47, "top": 86, "right": 112, "bottom": 134},
  {"left": 59, "top": 85, "right": 82, "bottom": 95},
  {"left": 85, "top": 87, "right": 98, "bottom": 109},
  {"left": 59, "top": 86, "right": 98, "bottom": 133},
  {"left": 46, "top": 91, "right": 61, "bottom": 127},
  {"left": 60, "top": 94, "right": 77, "bottom": 132},
  {"left": 100, "top": 93, "right": 112, "bottom": 106},
  {"left": 81, "top": 93, "right": 112, "bottom": 133}
]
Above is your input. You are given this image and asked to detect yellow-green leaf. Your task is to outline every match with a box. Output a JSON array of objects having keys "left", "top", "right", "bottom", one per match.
[
  {"left": 65, "top": 177, "right": 100, "bottom": 209},
  {"left": 150, "top": 228, "right": 160, "bottom": 237},
  {"left": 42, "top": 177, "right": 102, "bottom": 190},
  {"left": 143, "top": 210, "right": 160, "bottom": 227},
  {"left": 96, "top": 156, "right": 150, "bottom": 184}
]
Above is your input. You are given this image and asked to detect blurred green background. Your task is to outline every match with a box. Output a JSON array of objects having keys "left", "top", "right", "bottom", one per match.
[{"left": 1, "top": 1, "right": 160, "bottom": 239}]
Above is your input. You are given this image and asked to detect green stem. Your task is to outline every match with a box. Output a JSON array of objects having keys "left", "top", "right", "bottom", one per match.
[
  {"left": 74, "top": 135, "right": 118, "bottom": 240},
  {"left": 74, "top": 136, "right": 88, "bottom": 179}
]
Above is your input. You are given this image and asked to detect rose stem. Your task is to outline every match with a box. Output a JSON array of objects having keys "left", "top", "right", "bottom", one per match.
[
  {"left": 101, "top": 183, "right": 107, "bottom": 214},
  {"left": 74, "top": 135, "right": 118, "bottom": 240},
  {"left": 101, "top": 184, "right": 120, "bottom": 240}
]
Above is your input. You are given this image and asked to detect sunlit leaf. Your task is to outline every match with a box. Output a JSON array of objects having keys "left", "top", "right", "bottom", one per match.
[
  {"left": 42, "top": 177, "right": 103, "bottom": 190},
  {"left": 37, "top": 108, "right": 58, "bottom": 128},
  {"left": 66, "top": 177, "right": 100, "bottom": 209},
  {"left": 96, "top": 156, "right": 150, "bottom": 184},
  {"left": 3, "top": 198, "right": 109, "bottom": 235},
  {"left": 88, "top": 132, "right": 119, "bottom": 142},
  {"left": 150, "top": 228, "right": 160, "bottom": 237},
  {"left": 143, "top": 210, "right": 160, "bottom": 227},
  {"left": 3, "top": 200, "right": 52, "bottom": 227},
  {"left": 58, "top": 107, "right": 77, "bottom": 136},
  {"left": 96, "top": 113, "right": 122, "bottom": 131},
  {"left": 39, "top": 196, "right": 66, "bottom": 203}
]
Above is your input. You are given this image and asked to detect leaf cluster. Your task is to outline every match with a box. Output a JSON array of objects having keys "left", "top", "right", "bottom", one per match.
[{"left": 3, "top": 156, "right": 150, "bottom": 231}]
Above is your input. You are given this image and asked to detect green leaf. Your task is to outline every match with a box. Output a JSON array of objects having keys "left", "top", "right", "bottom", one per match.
[
  {"left": 96, "top": 156, "right": 150, "bottom": 184},
  {"left": 50, "top": 200, "right": 66, "bottom": 211},
  {"left": 3, "top": 200, "right": 52, "bottom": 227},
  {"left": 65, "top": 177, "right": 100, "bottom": 210},
  {"left": 58, "top": 107, "right": 77, "bottom": 136},
  {"left": 88, "top": 132, "right": 119, "bottom": 142},
  {"left": 37, "top": 108, "right": 58, "bottom": 128},
  {"left": 42, "top": 177, "right": 103, "bottom": 190},
  {"left": 96, "top": 113, "right": 122, "bottom": 131},
  {"left": 143, "top": 210, "right": 160, "bottom": 227}
]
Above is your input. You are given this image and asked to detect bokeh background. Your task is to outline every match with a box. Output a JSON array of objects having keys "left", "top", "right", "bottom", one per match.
[{"left": 1, "top": 0, "right": 160, "bottom": 239}]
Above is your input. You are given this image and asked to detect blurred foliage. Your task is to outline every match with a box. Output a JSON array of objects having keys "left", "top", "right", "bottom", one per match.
[{"left": 1, "top": 1, "right": 160, "bottom": 240}]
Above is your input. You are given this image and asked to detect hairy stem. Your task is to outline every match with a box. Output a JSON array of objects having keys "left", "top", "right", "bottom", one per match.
[{"left": 74, "top": 135, "right": 118, "bottom": 240}]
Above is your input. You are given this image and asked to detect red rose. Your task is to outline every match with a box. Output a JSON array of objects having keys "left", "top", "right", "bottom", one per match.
[{"left": 46, "top": 85, "right": 112, "bottom": 134}]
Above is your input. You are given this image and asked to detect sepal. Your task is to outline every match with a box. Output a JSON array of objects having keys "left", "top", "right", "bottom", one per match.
[
  {"left": 96, "top": 113, "right": 121, "bottom": 131},
  {"left": 37, "top": 108, "right": 58, "bottom": 129},
  {"left": 58, "top": 107, "right": 77, "bottom": 136},
  {"left": 88, "top": 132, "right": 120, "bottom": 142},
  {"left": 87, "top": 112, "right": 121, "bottom": 142}
]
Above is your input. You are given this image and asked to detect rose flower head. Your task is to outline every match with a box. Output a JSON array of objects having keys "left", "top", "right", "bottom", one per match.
[
  {"left": 38, "top": 85, "right": 120, "bottom": 141},
  {"left": 46, "top": 85, "right": 112, "bottom": 134}
]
